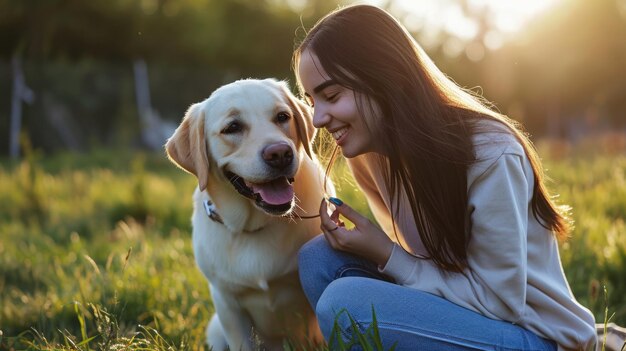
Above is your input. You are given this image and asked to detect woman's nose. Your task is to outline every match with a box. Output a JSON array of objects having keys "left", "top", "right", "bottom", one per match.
[{"left": 312, "top": 106, "right": 331, "bottom": 128}]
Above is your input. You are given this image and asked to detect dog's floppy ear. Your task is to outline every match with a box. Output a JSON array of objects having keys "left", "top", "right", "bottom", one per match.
[
  {"left": 280, "top": 82, "right": 316, "bottom": 159},
  {"left": 165, "top": 103, "right": 210, "bottom": 191}
]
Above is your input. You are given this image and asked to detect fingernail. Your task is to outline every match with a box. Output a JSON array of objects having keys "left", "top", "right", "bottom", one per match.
[{"left": 328, "top": 197, "right": 343, "bottom": 206}]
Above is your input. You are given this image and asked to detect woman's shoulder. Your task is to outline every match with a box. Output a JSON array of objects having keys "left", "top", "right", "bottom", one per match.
[
  {"left": 471, "top": 118, "right": 525, "bottom": 160},
  {"left": 468, "top": 118, "right": 528, "bottom": 182}
]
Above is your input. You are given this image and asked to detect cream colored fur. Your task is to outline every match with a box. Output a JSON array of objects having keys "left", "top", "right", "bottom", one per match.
[{"left": 165, "top": 79, "right": 329, "bottom": 351}]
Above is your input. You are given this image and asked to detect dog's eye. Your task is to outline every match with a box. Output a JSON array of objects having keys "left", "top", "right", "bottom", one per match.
[
  {"left": 276, "top": 112, "right": 291, "bottom": 124},
  {"left": 221, "top": 121, "right": 243, "bottom": 134}
]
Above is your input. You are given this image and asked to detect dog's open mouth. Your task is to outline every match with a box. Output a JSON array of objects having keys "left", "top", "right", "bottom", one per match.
[{"left": 224, "top": 171, "right": 295, "bottom": 215}]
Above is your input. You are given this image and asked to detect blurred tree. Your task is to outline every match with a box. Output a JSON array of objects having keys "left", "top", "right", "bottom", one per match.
[
  {"left": 1, "top": 0, "right": 625, "bottom": 153},
  {"left": 487, "top": 0, "right": 626, "bottom": 134},
  {"left": 0, "top": 0, "right": 339, "bottom": 72},
  {"left": 0, "top": 0, "right": 342, "bottom": 154},
  {"left": 0, "top": 0, "right": 138, "bottom": 60}
]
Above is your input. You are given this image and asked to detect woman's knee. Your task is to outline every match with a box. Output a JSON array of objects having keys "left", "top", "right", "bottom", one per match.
[
  {"left": 298, "top": 234, "right": 333, "bottom": 306},
  {"left": 298, "top": 234, "right": 330, "bottom": 273},
  {"left": 315, "top": 278, "right": 374, "bottom": 336},
  {"left": 299, "top": 234, "right": 328, "bottom": 257}
]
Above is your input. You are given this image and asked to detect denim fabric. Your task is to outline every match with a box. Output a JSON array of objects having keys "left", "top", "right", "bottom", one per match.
[{"left": 298, "top": 235, "right": 557, "bottom": 351}]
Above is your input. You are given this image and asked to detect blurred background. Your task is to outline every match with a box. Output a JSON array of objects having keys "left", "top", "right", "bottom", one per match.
[
  {"left": 2, "top": 0, "right": 626, "bottom": 154},
  {"left": 1, "top": 0, "right": 626, "bottom": 349}
]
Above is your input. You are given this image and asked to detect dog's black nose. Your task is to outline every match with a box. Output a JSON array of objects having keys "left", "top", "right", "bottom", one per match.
[{"left": 262, "top": 143, "right": 294, "bottom": 169}]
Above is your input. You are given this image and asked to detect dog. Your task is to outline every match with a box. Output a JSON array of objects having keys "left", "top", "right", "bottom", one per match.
[{"left": 165, "top": 78, "right": 330, "bottom": 351}]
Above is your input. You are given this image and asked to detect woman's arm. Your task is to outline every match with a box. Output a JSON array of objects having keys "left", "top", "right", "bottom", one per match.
[{"left": 381, "top": 151, "right": 530, "bottom": 322}]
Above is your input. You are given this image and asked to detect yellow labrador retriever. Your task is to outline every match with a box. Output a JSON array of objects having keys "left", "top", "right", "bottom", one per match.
[{"left": 166, "top": 79, "right": 329, "bottom": 351}]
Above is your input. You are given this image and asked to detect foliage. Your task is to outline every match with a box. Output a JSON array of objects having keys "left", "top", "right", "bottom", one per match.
[
  {"left": 328, "top": 307, "right": 397, "bottom": 351},
  {"left": 0, "top": 0, "right": 341, "bottom": 155},
  {"left": 537, "top": 140, "right": 626, "bottom": 322},
  {"left": 0, "top": 0, "right": 338, "bottom": 73},
  {"left": 0, "top": 145, "right": 625, "bottom": 349},
  {"left": 1, "top": 0, "right": 626, "bottom": 155}
]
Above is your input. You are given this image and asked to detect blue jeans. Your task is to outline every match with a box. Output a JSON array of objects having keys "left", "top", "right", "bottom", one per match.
[{"left": 298, "top": 235, "right": 557, "bottom": 351}]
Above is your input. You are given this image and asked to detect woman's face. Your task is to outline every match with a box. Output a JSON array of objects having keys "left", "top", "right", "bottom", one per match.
[{"left": 298, "top": 50, "right": 379, "bottom": 158}]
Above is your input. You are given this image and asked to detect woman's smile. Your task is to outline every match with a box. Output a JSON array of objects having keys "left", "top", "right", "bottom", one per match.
[
  {"left": 331, "top": 127, "right": 349, "bottom": 144},
  {"left": 297, "top": 50, "right": 380, "bottom": 158}
]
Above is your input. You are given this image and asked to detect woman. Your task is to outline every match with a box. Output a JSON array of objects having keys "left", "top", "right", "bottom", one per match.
[{"left": 294, "top": 4, "right": 597, "bottom": 351}]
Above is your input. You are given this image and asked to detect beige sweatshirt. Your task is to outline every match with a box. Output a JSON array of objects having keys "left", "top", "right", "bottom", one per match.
[{"left": 346, "top": 122, "right": 597, "bottom": 351}]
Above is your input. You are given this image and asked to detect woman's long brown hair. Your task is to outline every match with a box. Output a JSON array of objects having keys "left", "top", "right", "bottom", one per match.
[{"left": 293, "top": 5, "right": 571, "bottom": 272}]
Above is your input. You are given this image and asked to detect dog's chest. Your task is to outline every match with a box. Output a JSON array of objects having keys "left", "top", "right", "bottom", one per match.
[
  {"left": 192, "top": 220, "right": 306, "bottom": 292},
  {"left": 235, "top": 270, "right": 303, "bottom": 311},
  {"left": 217, "top": 270, "right": 310, "bottom": 338}
]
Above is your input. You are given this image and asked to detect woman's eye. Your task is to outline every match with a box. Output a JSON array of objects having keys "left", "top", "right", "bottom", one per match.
[
  {"left": 221, "top": 121, "right": 243, "bottom": 134},
  {"left": 276, "top": 112, "right": 291, "bottom": 123},
  {"left": 326, "top": 93, "right": 338, "bottom": 102}
]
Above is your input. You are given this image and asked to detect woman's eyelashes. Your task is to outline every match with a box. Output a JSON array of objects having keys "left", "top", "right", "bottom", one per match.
[
  {"left": 304, "top": 89, "right": 339, "bottom": 107},
  {"left": 321, "top": 88, "right": 340, "bottom": 103},
  {"left": 325, "top": 93, "right": 339, "bottom": 102}
]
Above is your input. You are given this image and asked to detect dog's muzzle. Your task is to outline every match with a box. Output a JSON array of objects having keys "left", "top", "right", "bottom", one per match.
[
  {"left": 223, "top": 170, "right": 296, "bottom": 216},
  {"left": 262, "top": 142, "right": 294, "bottom": 170}
]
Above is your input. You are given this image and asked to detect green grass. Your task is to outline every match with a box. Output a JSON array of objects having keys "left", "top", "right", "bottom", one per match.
[
  {"left": 0, "top": 143, "right": 624, "bottom": 350},
  {"left": 539, "top": 149, "right": 626, "bottom": 321}
]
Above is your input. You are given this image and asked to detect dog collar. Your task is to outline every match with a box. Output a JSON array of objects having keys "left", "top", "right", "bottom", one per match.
[
  {"left": 203, "top": 199, "right": 269, "bottom": 233},
  {"left": 203, "top": 200, "right": 224, "bottom": 224}
]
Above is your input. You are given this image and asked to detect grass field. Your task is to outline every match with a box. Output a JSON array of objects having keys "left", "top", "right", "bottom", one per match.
[{"left": 0, "top": 140, "right": 625, "bottom": 350}]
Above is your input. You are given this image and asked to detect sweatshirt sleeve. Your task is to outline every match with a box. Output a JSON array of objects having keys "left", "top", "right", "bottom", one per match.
[{"left": 380, "top": 149, "right": 531, "bottom": 323}]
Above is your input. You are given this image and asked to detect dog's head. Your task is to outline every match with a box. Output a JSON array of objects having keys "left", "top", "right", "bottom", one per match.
[{"left": 165, "top": 78, "right": 315, "bottom": 216}]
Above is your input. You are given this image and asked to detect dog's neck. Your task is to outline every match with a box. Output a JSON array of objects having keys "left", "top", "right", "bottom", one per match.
[
  {"left": 202, "top": 199, "right": 224, "bottom": 224},
  {"left": 200, "top": 155, "right": 327, "bottom": 234},
  {"left": 203, "top": 180, "right": 275, "bottom": 234},
  {"left": 202, "top": 199, "right": 267, "bottom": 233}
]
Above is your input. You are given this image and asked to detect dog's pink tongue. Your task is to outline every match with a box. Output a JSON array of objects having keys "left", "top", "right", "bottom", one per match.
[{"left": 251, "top": 178, "right": 294, "bottom": 205}]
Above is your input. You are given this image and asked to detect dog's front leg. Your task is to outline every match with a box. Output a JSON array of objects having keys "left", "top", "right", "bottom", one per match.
[{"left": 211, "top": 287, "right": 255, "bottom": 351}]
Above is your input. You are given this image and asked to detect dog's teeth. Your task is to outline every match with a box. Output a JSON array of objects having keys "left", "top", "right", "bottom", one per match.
[{"left": 258, "top": 279, "right": 269, "bottom": 291}]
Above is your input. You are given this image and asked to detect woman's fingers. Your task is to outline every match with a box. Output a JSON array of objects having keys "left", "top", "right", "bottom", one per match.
[
  {"left": 330, "top": 208, "right": 342, "bottom": 224},
  {"left": 319, "top": 198, "right": 347, "bottom": 249},
  {"left": 320, "top": 200, "right": 340, "bottom": 230},
  {"left": 321, "top": 197, "right": 394, "bottom": 265},
  {"left": 328, "top": 197, "right": 369, "bottom": 228},
  {"left": 322, "top": 226, "right": 339, "bottom": 248}
]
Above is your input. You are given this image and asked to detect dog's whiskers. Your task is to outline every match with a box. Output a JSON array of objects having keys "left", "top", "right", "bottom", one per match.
[
  {"left": 293, "top": 202, "right": 307, "bottom": 215},
  {"left": 290, "top": 199, "right": 323, "bottom": 221},
  {"left": 293, "top": 194, "right": 303, "bottom": 207}
]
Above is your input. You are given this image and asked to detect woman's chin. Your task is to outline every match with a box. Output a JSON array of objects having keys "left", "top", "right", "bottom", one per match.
[
  {"left": 340, "top": 146, "right": 360, "bottom": 159},
  {"left": 340, "top": 143, "right": 379, "bottom": 158}
]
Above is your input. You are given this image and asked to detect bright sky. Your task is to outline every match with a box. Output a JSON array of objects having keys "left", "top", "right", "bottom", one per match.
[
  {"left": 359, "top": 0, "right": 561, "bottom": 59},
  {"left": 287, "top": 0, "right": 562, "bottom": 60},
  {"left": 393, "top": 0, "right": 559, "bottom": 33}
]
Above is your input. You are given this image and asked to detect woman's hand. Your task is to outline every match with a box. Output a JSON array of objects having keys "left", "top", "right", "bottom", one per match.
[{"left": 319, "top": 197, "right": 394, "bottom": 267}]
